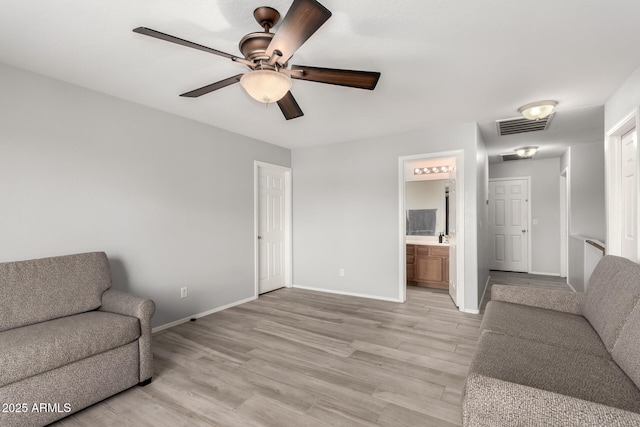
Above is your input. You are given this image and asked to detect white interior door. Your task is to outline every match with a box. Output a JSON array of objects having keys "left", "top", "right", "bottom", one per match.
[
  {"left": 621, "top": 129, "right": 638, "bottom": 262},
  {"left": 258, "top": 165, "right": 287, "bottom": 294},
  {"left": 447, "top": 173, "right": 458, "bottom": 306},
  {"left": 489, "top": 178, "right": 529, "bottom": 272}
]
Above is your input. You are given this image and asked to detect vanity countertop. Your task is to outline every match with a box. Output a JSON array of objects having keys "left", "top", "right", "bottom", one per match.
[{"left": 406, "top": 240, "right": 450, "bottom": 247}]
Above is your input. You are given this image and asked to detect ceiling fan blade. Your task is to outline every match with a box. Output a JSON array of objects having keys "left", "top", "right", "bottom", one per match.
[
  {"left": 290, "top": 65, "right": 380, "bottom": 90},
  {"left": 133, "top": 27, "right": 239, "bottom": 61},
  {"left": 265, "top": 0, "right": 332, "bottom": 64},
  {"left": 180, "top": 74, "right": 243, "bottom": 98},
  {"left": 277, "top": 91, "right": 304, "bottom": 120}
]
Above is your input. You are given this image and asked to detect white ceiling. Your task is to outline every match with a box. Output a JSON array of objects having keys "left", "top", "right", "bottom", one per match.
[{"left": 1, "top": 0, "right": 639, "bottom": 159}]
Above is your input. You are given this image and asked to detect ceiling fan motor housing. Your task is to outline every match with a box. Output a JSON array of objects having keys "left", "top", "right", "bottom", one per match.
[
  {"left": 239, "top": 32, "right": 275, "bottom": 62},
  {"left": 239, "top": 7, "right": 284, "bottom": 64}
]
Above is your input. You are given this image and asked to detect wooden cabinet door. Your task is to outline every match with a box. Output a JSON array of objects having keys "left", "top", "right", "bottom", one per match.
[
  {"left": 406, "top": 245, "right": 415, "bottom": 282},
  {"left": 412, "top": 245, "right": 449, "bottom": 289},
  {"left": 407, "top": 262, "right": 415, "bottom": 281},
  {"left": 416, "top": 256, "right": 444, "bottom": 283}
]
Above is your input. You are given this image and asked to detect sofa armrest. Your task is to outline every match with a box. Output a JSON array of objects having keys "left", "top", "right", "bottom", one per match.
[
  {"left": 99, "top": 289, "right": 155, "bottom": 382},
  {"left": 491, "top": 284, "right": 584, "bottom": 315},
  {"left": 463, "top": 373, "right": 640, "bottom": 426}
]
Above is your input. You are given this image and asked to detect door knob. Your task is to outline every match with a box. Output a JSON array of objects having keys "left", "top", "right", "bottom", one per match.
[
  {"left": 257, "top": 236, "right": 262, "bottom": 239},
  {"left": 522, "top": 229, "right": 527, "bottom": 233}
]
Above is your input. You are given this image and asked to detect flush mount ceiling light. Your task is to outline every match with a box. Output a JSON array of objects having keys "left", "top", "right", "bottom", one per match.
[
  {"left": 515, "top": 146, "right": 539, "bottom": 158},
  {"left": 240, "top": 69, "right": 292, "bottom": 104},
  {"left": 518, "top": 100, "right": 557, "bottom": 120},
  {"left": 414, "top": 166, "right": 449, "bottom": 175}
]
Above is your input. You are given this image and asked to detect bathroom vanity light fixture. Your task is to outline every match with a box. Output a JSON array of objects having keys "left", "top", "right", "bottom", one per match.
[
  {"left": 414, "top": 166, "right": 449, "bottom": 175},
  {"left": 515, "top": 146, "right": 539, "bottom": 158},
  {"left": 518, "top": 100, "right": 557, "bottom": 120}
]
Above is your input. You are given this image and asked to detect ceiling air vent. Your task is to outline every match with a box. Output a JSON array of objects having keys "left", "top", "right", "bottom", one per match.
[
  {"left": 500, "top": 153, "right": 525, "bottom": 161},
  {"left": 496, "top": 113, "right": 554, "bottom": 136}
]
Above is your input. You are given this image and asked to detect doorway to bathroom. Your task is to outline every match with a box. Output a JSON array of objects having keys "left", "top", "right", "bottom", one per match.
[{"left": 398, "top": 151, "right": 465, "bottom": 310}]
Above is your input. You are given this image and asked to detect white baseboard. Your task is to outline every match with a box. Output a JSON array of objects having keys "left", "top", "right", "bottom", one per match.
[
  {"left": 152, "top": 295, "right": 257, "bottom": 334},
  {"left": 292, "top": 285, "right": 403, "bottom": 303},
  {"left": 566, "top": 281, "right": 577, "bottom": 292},
  {"left": 528, "top": 271, "right": 561, "bottom": 276},
  {"left": 479, "top": 275, "right": 491, "bottom": 307},
  {"left": 460, "top": 308, "right": 480, "bottom": 314}
]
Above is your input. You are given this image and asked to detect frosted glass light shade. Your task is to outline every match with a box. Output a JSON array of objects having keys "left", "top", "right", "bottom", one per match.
[
  {"left": 518, "top": 100, "right": 557, "bottom": 120},
  {"left": 515, "top": 146, "right": 538, "bottom": 158},
  {"left": 240, "top": 70, "right": 291, "bottom": 104}
]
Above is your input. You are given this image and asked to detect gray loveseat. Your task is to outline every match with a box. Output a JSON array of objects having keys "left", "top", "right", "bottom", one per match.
[
  {"left": 0, "top": 252, "right": 155, "bottom": 427},
  {"left": 463, "top": 255, "right": 640, "bottom": 426}
]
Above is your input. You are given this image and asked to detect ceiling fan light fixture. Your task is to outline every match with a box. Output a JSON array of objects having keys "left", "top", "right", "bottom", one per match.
[
  {"left": 518, "top": 100, "right": 557, "bottom": 120},
  {"left": 240, "top": 70, "right": 291, "bottom": 104},
  {"left": 134, "top": 0, "right": 380, "bottom": 120}
]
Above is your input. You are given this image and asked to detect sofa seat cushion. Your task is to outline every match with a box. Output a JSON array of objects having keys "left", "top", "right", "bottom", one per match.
[
  {"left": 0, "top": 311, "right": 140, "bottom": 386},
  {"left": 481, "top": 301, "right": 610, "bottom": 359},
  {"left": 470, "top": 332, "right": 640, "bottom": 413}
]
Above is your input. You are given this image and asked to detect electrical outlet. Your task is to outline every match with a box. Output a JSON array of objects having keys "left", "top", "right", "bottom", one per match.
[
  {"left": 339, "top": 268, "right": 345, "bottom": 277},
  {"left": 180, "top": 287, "right": 188, "bottom": 298}
]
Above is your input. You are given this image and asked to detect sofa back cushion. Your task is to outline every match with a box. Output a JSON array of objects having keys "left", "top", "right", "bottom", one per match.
[
  {"left": 0, "top": 252, "right": 112, "bottom": 332},
  {"left": 612, "top": 301, "right": 640, "bottom": 389},
  {"left": 583, "top": 255, "right": 640, "bottom": 351}
]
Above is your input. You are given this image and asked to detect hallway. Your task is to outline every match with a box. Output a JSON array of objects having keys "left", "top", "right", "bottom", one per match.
[{"left": 481, "top": 271, "right": 571, "bottom": 312}]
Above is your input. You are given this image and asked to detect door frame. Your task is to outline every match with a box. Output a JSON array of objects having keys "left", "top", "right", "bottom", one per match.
[
  {"left": 398, "top": 150, "right": 465, "bottom": 310},
  {"left": 605, "top": 108, "right": 640, "bottom": 259},
  {"left": 254, "top": 161, "right": 293, "bottom": 297},
  {"left": 560, "top": 167, "right": 570, "bottom": 278},
  {"left": 488, "top": 176, "right": 532, "bottom": 273}
]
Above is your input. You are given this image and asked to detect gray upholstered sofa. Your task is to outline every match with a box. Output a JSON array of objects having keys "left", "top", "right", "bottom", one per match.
[
  {"left": 0, "top": 252, "right": 155, "bottom": 427},
  {"left": 463, "top": 255, "right": 640, "bottom": 426}
]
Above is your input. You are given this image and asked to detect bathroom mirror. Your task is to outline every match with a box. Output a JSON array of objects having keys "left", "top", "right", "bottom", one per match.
[{"left": 406, "top": 180, "right": 447, "bottom": 236}]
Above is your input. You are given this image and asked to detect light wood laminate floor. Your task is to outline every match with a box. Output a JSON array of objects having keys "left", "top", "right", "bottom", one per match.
[
  {"left": 55, "top": 273, "right": 569, "bottom": 427},
  {"left": 55, "top": 286, "right": 479, "bottom": 427}
]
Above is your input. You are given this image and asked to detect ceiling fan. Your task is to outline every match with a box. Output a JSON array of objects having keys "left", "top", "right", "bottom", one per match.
[{"left": 133, "top": 0, "right": 381, "bottom": 120}]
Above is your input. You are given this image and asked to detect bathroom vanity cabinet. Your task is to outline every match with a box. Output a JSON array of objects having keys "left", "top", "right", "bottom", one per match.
[{"left": 406, "top": 244, "right": 449, "bottom": 289}]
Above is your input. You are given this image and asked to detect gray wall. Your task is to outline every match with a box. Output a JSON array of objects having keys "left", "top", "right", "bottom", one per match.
[
  {"left": 0, "top": 63, "right": 291, "bottom": 328},
  {"left": 476, "top": 128, "right": 490, "bottom": 305},
  {"left": 489, "top": 158, "right": 561, "bottom": 275},
  {"left": 560, "top": 141, "right": 605, "bottom": 290},
  {"left": 605, "top": 64, "right": 640, "bottom": 131},
  {"left": 568, "top": 236, "right": 586, "bottom": 291},
  {"left": 291, "top": 123, "right": 487, "bottom": 312},
  {"left": 568, "top": 142, "right": 605, "bottom": 241},
  {"left": 603, "top": 64, "right": 640, "bottom": 258}
]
